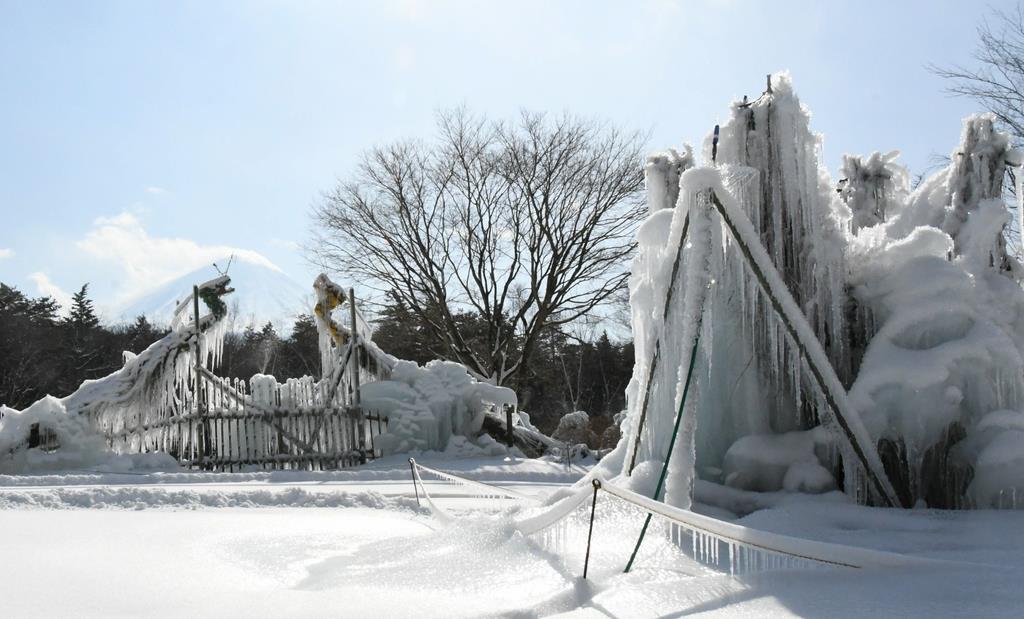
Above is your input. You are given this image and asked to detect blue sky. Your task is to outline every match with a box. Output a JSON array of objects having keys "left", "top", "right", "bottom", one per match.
[{"left": 0, "top": 0, "right": 1015, "bottom": 317}]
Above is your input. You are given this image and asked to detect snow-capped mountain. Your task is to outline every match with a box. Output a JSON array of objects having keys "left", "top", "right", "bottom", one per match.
[{"left": 109, "top": 259, "right": 313, "bottom": 335}]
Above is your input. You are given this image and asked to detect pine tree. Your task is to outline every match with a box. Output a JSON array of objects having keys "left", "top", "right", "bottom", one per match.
[
  {"left": 125, "top": 314, "right": 165, "bottom": 353},
  {"left": 64, "top": 284, "right": 100, "bottom": 332},
  {"left": 278, "top": 314, "right": 320, "bottom": 377},
  {"left": 58, "top": 283, "right": 107, "bottom": 392},
  {"left": 372, "top": 292, "right": 437, "bottom": 366},
  {"left": 0, "top": 283, "right": 63, "bottom": 407}
]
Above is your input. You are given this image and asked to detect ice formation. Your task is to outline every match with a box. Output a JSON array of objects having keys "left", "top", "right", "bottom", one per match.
[
  {"left": 359, "top": 360, "right": 517, "bottom": 454},
  {"left": 616, "top": 72, "right": 1024, "bottom": 510},
  {"left": 0, "top": 276, "right": 234, "bottom": 471},
  {"left": 0, "top": 397, "right": 176, "bottom": 474},
  {"left": 1, "top": 272, "right": 521, "bottom": 470},
  {"left": 56, "top": 276, "right": 233, "bottom": 448}
]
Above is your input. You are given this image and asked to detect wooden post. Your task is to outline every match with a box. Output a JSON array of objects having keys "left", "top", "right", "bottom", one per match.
[
  {"left": 505, "top": 404, "right": 514, "bottom": 449},
  {"left": 349, "top": 287, "right": 361, "bottom": 407},
  {"left": 192, "top": 284, "right": 202, "bottom": 469}
]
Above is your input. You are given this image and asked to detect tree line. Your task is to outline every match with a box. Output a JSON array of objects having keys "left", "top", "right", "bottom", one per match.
[{"left": 0, "top": 281, "right": 633, "bottom": 436}]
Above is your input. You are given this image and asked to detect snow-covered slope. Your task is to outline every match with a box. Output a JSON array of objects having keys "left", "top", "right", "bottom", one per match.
[{"left": 109, "top": 259, "right": 311, "bottom": 335}]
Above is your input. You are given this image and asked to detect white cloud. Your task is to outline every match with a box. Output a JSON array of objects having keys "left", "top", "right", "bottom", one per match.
[
  {"left": 270, "top": 238, "right": 301, "bottom": 252},
  {"left": 0, "top": 248, "right": 13, "bottom": 259},
  {"left": 28, "top": 272, "right": 73, "bottom": 313},
  {"left": 144, "top": 186, "right": 166, "bottom": 194},
  {"left": 76, "top": 211, "right": 282, "bottom": 305}
]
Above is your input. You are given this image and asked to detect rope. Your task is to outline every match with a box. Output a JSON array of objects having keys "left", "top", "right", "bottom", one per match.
[
  {"left": 407, "top": 458, "right": 537, "bottom": 525},
  {"left": 596, "top": 476, "right": 955, "bottom": 571},
  {"left": 513, "top": 474, "right": 959, "bottom": 579},
  {"left": 409, "top": 459, "right": 535, "bottom": 501},
  {"left": 408, "top": 458, "right": 454, "bottom": 524}
]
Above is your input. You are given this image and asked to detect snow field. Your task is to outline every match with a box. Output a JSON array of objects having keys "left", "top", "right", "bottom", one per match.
[{"left": 1, "top": 456, "right": 1022, "bottom": 617}]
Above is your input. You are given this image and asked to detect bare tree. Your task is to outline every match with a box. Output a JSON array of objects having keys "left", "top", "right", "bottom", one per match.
[
  {"left": 931, "top": 4, "right": 1024, "bottom": 141},
  {"left": 312, "top": 109, "right": 645, "bottom": 386}
]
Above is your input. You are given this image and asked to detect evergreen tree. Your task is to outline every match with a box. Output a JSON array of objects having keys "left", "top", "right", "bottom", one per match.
[
  {"left": 57, "top": 284, "right": 108, "bottom": 393},
  {"left": 257, "top": 321, "right": 280, "bottom": 374},
  {"left": 0, "top": 284, "right": 63, "bottom": 407},
  {"left": 371, "top": 292, "right": 436, "bottom": 366},
  {"left": 64, "top": 284, "right": 100, "bottom": 332},
  {"left": 124, "top": 314, "right": 166, "bottom": 354},
  {"left": 278, "top": 314, "right": 320, "bottom": 378}
]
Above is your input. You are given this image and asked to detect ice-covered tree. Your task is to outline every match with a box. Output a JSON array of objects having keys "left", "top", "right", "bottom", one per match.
[{"left": 551, "top": 410, "right": 597, "bottom": 447}]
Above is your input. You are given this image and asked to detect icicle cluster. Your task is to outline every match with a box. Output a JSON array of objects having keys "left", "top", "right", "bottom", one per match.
[
  {"left": 618, "top": 73, "right": 1024, "bottom": 510},
  {"left": 716, "top": 74, "right": 851, "bottom": 385},
  {"left": 58, "top": 277, "right": 234, "bottom": 447}
]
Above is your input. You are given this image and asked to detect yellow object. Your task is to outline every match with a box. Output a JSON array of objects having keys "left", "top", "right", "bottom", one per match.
[{"left": 313, "top": 280, "right": 349, "bottom": 349}]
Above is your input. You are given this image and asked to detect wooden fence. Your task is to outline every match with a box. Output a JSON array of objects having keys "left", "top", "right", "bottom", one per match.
[
  {"left": 97, "top": 284, "right": 392, "bottom": 472},
  {"left": 99, "top": 362, "right": 390, "bottom": 472}
]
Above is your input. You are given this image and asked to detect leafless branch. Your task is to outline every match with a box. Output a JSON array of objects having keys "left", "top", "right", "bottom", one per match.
[{"left": 311, "top": 109, "right": 645, "bottom": 385}]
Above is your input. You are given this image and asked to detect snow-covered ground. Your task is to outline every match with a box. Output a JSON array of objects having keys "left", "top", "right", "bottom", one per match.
[{"left": 1, "top": 455, "right": 1021, "bottom": 618}]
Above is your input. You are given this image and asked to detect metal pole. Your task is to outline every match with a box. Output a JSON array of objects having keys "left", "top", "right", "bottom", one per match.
[
  {"left": 708, "top": 191, "right": 900, "bottom": 508},
  {"left": 409, "top": 458, "right": 420, "bottom": 507},
  {"left": 625, "top": 328, "right": 702, "bottom": 573},
  {"left": 583, "top": 479, "right": 601, "bottom": 579}
]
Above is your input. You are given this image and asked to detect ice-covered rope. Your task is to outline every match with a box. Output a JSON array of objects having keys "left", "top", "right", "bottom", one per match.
[
  {"left": 594, "top": 476, "right": 953, "bottom": 572},
  {"left": 515, "top": 475, "right": 956, "bottom": 577},
  {"left": 408, "top": 458, "right": 455, "bottom": 524},
  {"left": 408, "top": 458, "right": 535, "bottom": 502},
  {"left": 516, "top": 483, "right": 593, "bottom": 535}
]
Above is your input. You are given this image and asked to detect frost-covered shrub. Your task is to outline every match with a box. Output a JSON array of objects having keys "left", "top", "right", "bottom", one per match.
[
  {"left": 551, "top": 411, "right": 596, "bottom": 447},
  {"left": 598, "top": 410, "right": 627, "bottom": 449}
]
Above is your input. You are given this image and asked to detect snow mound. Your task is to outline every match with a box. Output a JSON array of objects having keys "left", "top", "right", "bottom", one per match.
[
  {"left": 361, "top": 360, "right": 517, "bottom": 455},
  {"left": 0, "top": 397, "right": 176, "bottom": 474}
]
